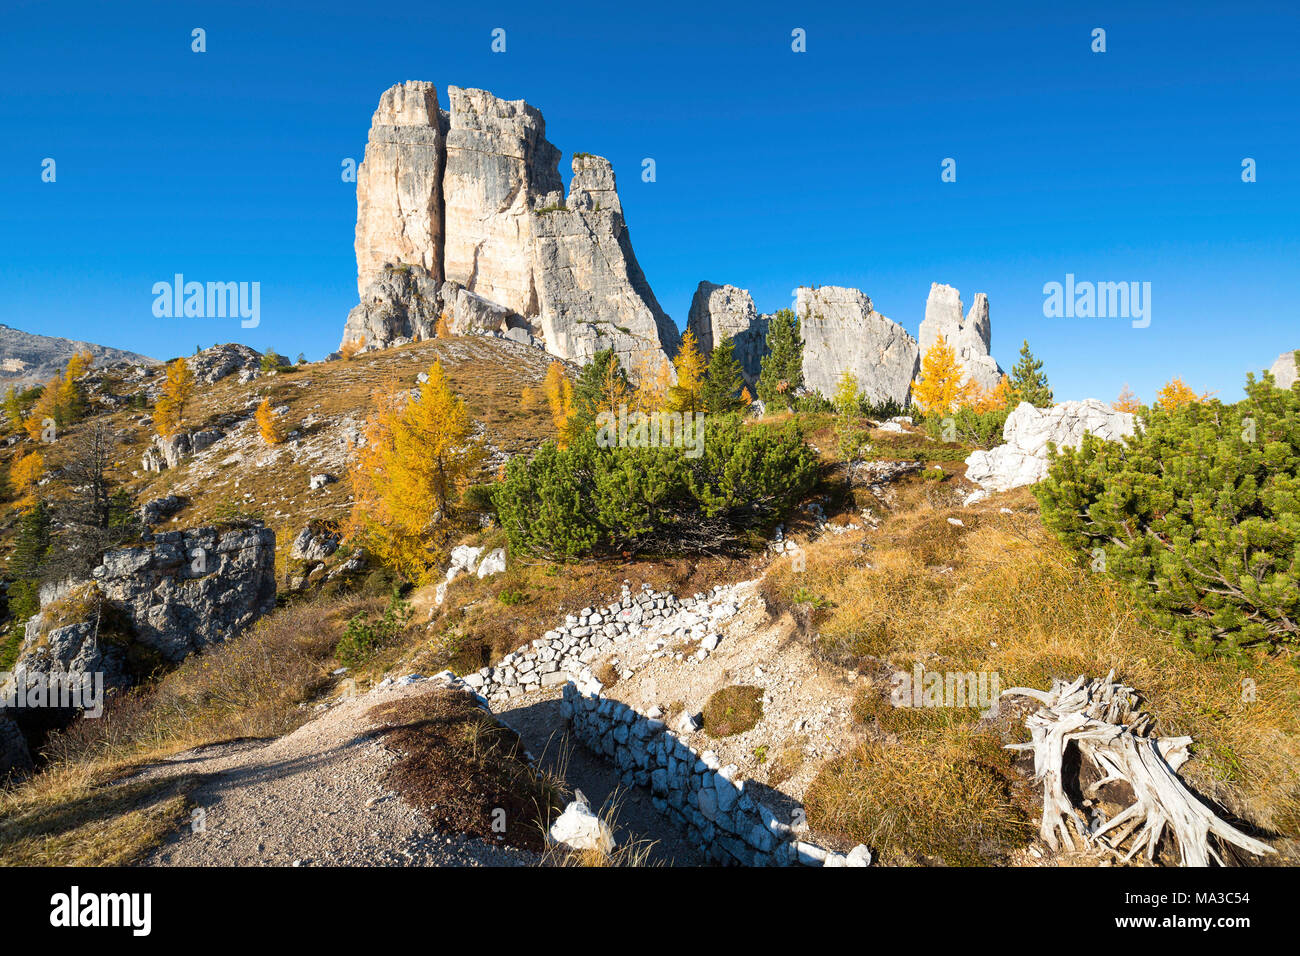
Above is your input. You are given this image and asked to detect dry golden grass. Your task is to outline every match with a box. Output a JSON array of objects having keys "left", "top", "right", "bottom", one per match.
[
  {"left": 0, "top": 771, "right": 194, "bottom": 867},
  {"left": 0, "top": 338, "right": 561, "bottom": 587},
  {"left": 769, "top": 479, "right": 1300, "bottom": 864}
]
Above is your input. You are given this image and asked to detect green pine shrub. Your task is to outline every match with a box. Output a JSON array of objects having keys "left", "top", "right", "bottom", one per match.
[
  {"left": 922, "top": 406, "right": 1010, "bottom": 449},
  {"left": 1034, "top": 366, "right": 1300, "bottom": 656},
  {"left": 493, "top": 415, "right": 818, "bottom": 559}
]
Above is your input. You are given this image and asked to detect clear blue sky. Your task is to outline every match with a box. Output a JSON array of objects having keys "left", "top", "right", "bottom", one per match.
[{"left": 2, "top": 0, "right": 1297, "bottom": 402}]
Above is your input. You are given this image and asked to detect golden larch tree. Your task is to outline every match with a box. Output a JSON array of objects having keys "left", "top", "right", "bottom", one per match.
[
  {"left": 666, "top": 330, "right": 706, "bottom": 414},
  {"left": 542, "top": 360, "right": 574, "bottom": 441},
  {"left": 911, "top": 335, "right": 974, "bottom": 415},
  {"left": 155, "top": 357, "right": 196, "bottom": 437},
  {"left": 10, "top": 450, "right": 45, "bottom": 509},
  {"left": 348, "top": 362, "right": 483, "bottom": 583},
  {"left": 1154, "top": 377, "right": 1211, "bottom": 410},
  {"left": 632, "top": 354, "right": 673, "bottom": 413},
  {"left": 255, "top": 397, "right": 284, "bottom": 445},
  {"left": 1113, "top": 384, "right": 1142, "bottom": 413},
  {"left": 24, "top": 373, "right": 63, "bottom": 441}
]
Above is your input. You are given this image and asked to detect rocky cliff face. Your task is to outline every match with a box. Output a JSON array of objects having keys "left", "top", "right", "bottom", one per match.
[
  {"left": 686, "top": 282, "right": 768, "bottom": 385},
  {"left": 354, "top": 81, "right": 447, "bottom": 295},
  {"left": 343, "top": 82, "right": 675, "bottom": 371},
  {"left": 796, "top": 287, "right": 920, "bottom": 406},
  {"left": 532, "top": 155, "right": 679, "bottom": 368},
  {"left": 918, "top": 283, "right": 1004, "bottom": 392},
  {"left": 1270, "top": 349, "right": 1298, "bottom": 389}
]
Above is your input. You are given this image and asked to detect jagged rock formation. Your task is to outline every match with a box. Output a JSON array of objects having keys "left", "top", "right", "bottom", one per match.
[
  {"left": 532, "top": 154, "right": 679, "bottom": 368},
  {"left": 686, "top": 283, "right": 768, "bottom": 385},
  {"left": 918, "top": 283, "right": 1004, "bottom": 391},
  {"left": 1269, "top": 349, "right": 1298, "bottom": 389},
  {"left": 796, "top": 287, "right": 920, "bottom": 406},
  {"left": 344, "top": 82, "right": 676, "bottom": 371},
  {"left": 0, "top": 324, "right": 158, "bottom": 389},
  {"left": 441, "top": 86, "right": 560, "bottom": 317},
  {"left": 964, "top": 400, "right": 1137, "bottom": 492},
  {"left": 354, "top": 81, "right": 446, "bottom": 294}
]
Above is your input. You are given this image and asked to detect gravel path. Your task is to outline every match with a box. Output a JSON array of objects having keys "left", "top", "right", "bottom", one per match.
[{"left": 138, "top": 681, "right": 539, "bottom": 867}]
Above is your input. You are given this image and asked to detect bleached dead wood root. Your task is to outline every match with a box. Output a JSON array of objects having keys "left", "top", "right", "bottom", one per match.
[{"left": 1003, "top": 671, "right": 1274, "bottom": 867}]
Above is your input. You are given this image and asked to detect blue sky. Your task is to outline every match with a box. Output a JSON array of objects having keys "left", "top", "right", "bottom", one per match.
[{"left": 2, "top": 0, "right": 1297, "bottom": 402}]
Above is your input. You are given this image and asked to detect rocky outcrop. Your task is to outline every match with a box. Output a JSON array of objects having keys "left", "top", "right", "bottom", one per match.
[
  {"left": 343, "top": 83, "right": 677, "bottom": 371},
  {"left": 189, "top": 343, "right": 262, "bottom": 385},
  {"left": 354, "top": 81, "right": 447, "bottom": 295},
  {"left": 291, "top": 522, "right": 341, "bottom": 562},
  {"left": 1269, "top": 349, "right": 1298, "bottom": 389},
  {"left": 686, "top": 283, "right": 768, "bottom": 385},
  {"left": 964, "top": 400, "right": 1137, "bottom": 491},
  {"left": 140, "top": 494, "right": 187, "bottom": 526},
  {"left": 343, "top": 264, "right": 443, "bottom": 348},
  {"left": 88, "top": 525, "right": 277, "bottom": 663},
  {"left": 532, "top": 155, "right": 679, "bottom": 369},
  {"left": 141, "top": 428, "right": 224, "bottom": 472},
  {"left": 796, "top": 287, "right": 919, "bottom": 405},
  {"left": 918, "top": 284, "right": 1004, "bottom": 392}
]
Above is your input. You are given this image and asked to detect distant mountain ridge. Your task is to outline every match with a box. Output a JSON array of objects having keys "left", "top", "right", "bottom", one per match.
[{"left": 0, "top": 324, "right": 159, "bottom": 388}]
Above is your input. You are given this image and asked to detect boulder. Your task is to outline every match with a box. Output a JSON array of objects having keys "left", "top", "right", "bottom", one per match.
[
  {"left": 140, "top": 494, "right": 187, "bottom": 526},
  {"left": 964, "top": 400, "right": 1138, "bottom": 492},
  {"left": 440, "top": 280, "right": 523, "bottom": 336},
  {"left": 476, "top": 547, "right": 507, "bottom": 578},
  {"left": 918, "top": 283, "right": 1004, "bottom": 392},
  {"left": 290, "top": 523, "right": 341, "bottom": 562},
  {"left": 796, "top": 286, "right": 919, "bottom": 406},
  {"left": 686, "top": 282, "right": 768, "bottom": 385},
  {"left": 549, "top": 793, "right": 615, "bottom": 854}
]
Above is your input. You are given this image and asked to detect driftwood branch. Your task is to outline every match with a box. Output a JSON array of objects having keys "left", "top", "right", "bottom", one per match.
[{"left": 1003, "top": 671, "right": 1274, "bottom": 867}]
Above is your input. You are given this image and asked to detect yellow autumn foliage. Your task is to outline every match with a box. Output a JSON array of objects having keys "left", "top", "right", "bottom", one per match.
[
  {"left": 348, "top": 362, "right": 482, "bottom": 583},
  {"left": 912, "top": 335, "right": 974, "bottom": 415}
]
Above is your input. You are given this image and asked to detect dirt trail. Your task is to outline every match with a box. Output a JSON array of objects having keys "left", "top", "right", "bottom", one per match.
[{"left": 138, "top": 681, "right": 538, "bottom": 867}]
